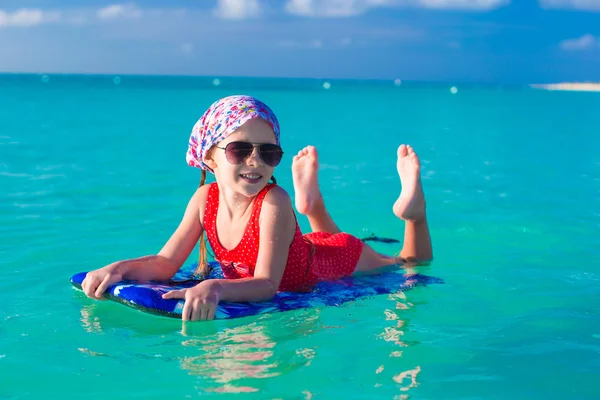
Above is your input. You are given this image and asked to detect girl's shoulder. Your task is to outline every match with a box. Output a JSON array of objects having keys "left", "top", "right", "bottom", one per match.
[
  {"left": 256, "top": 184, "right": 297, "bottom": 248},
  {"left": 259, "top": 184, "right": 294, "bottom": 224},
  {"left": 195, "top": 182, "right": 214, "bottom": 204},
  {"left": 262, "top": 184, "right": 292, "bottom": 207}
]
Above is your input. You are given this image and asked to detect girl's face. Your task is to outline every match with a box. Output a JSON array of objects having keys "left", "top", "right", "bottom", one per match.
[{"left": 206, "top": 118, "right": 280, "bottom": 198}]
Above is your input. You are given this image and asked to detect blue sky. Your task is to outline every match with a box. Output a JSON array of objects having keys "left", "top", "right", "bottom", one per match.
[{"left": 0, "top": 0, "right": 599, "bottom": 83}]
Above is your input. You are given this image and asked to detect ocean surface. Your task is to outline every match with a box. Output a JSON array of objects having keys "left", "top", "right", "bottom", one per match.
[{"left": 0, "top": 73, "right": 598, "bottom": 399}]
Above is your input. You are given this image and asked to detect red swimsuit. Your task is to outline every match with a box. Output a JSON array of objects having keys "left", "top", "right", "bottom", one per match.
[{"left": 203, "top": 183, "right": 364, "bottom": 292}]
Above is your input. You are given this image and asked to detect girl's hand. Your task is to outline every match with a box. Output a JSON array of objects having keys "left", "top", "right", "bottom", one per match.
[
  {"left": 162, "top": 280, "right": 222, "bottom": 321},
  {"left": 81, "top": 263, "right": 124, "bottom": 300}
]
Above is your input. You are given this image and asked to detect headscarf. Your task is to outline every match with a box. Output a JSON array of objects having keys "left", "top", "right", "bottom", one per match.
[{"left": 186, "top": 95, "right": 280, "bottom": 171}]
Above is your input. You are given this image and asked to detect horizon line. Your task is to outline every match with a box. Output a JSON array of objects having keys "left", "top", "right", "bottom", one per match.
[{"left": 1, "top": 71, "right": 598, "bottom": 88}]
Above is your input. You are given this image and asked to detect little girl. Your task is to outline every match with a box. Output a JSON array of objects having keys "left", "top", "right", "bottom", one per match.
[{"left": 81, "top": 95, "right": 433, "bottom": 321}]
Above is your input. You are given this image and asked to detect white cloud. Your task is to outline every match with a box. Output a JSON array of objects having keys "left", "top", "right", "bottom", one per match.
[
  {"left": 7, "top": 9, "right": 43, "bottom": 26},
  {"left": 97, "top": 4, "right": 142, "bottom": 20},
  {"left": 417, "top": 0, "right": 510, "bottom": 10},
  {"left": 285, "top": 0, "right": 312, "bottom": 15},
  {"left": 285, "top": 0, "right": 368, "bottom": 17},
  {"left": 214, "top": 0, "right": 262, "bottom": 20},
  {"left": 0, "top": 5, "right": 147, "bottom": 29},
  {"left": 284, "top": 0, "right": 508, "bottom": 17},
  {"left": 539, "top": 0, "right": 600, "bottom": 11},
  {"left": 0, "top": 5, "right": 192, "bottom": 32},
  {"left": 559, "top": 34, "right": 598, "bottom": 50},
  {"left": 0, "top": 8, "right": 61, "bottom": 28}
]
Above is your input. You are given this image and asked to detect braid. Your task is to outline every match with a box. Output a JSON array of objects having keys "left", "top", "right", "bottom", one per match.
[{"left": 194, "top": 170, "right": 210, "bottom": 278}]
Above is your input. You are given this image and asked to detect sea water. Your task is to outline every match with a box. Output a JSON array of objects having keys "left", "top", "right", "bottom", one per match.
[{"left": 1, "top": 74, "right": 598, "bottom": 399}]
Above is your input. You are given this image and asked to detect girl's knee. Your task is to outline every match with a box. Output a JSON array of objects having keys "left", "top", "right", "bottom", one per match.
[{"left": 355, "top": 244, "right": 397, "bottom": 272}]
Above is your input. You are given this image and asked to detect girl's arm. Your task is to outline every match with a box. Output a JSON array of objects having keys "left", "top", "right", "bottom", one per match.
[
  {"left": 161, "top": 186, "right": 297, "bottom": 320},
  {"left": 81, "top": 186, "right": 206, "bottom": 298},
  {"left": 212, "top": 186, "right": 296, "bottom": 302},
  {"left": 123, "top": 187, "right": 205, "bottom": 281}
]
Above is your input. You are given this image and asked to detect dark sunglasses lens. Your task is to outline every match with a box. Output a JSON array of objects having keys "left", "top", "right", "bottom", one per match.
[
  {"left": 225, "top": 142, "right": 254, "bottom": 164},
  {"left": 259, "top": 144, "right": 283, "bottom": 167}
]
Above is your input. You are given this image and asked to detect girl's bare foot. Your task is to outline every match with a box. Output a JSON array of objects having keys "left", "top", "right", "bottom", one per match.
[
  {"left": 393, "top": 145, "right": 426, "bottom": 222},
  {"left": 292, "top": 146, "right": 323, "bottom": 215}
]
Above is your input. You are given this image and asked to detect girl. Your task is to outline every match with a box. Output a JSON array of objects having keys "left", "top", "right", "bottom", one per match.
[{"left": 81, "top": 95, "right": 433, "bottom": 321}]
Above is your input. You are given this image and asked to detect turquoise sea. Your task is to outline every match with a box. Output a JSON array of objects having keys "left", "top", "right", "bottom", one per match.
[{"left": 1, "top": 74, "right": 598, "bottom": 399}]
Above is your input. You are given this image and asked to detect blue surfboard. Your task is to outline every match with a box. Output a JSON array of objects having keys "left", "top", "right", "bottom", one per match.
[{"left": 70, "top": 262, "right": 443, "bottom": 319}]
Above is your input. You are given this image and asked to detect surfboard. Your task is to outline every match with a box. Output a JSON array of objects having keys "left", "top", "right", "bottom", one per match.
[{"left": 70, "top": 262, "right": 443, "bottom": 320}]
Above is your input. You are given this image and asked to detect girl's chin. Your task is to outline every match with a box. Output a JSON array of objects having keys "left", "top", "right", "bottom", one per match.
[{"left": 235, "top": 179, "right": 267, "bottom": 196}]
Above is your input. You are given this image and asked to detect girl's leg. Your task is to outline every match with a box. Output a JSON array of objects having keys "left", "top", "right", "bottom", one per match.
[
  {"left": 393, "top": 144, "right": 432, "bottom": 262},
  {"left": 291, "top": 145, "right": 433, "bottom": 272},
  {"left": 355, "top": 144, "right": 433, "bottom": 271},
  {"left": 292, "top": 146, "right": 341, "bottom": 234}
]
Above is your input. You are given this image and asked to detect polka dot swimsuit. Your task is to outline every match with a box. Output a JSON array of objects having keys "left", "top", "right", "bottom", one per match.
[{"left": 203, "top": 183, "right": 364, "bottom": 292}]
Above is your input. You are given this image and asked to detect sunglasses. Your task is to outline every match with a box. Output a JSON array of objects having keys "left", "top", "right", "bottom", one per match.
[{"left": 215, "top": 141, "right": 284, "bottom": 167}]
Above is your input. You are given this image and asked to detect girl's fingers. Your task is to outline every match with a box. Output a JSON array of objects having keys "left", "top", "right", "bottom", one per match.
[
  {"left": 181, "top": 299, "right": 192, "bottom": 322},
  {"left": 198, "top": 305, "right": 207, "bottom": 321},
  {"left": 162, "top": 289, "right": 186, "bottom": 299},
  {"left": 83, "top": 276, "right": 99, "bottom": 298},
  {"left": 190, "top": 302, "right": 202, "bottom": 322},
  {"left": 94, "top": 275, "right": 111, "bottom": 299},
  {"left": 207, "top": 305, "right": 216, "bottom": 321}
]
